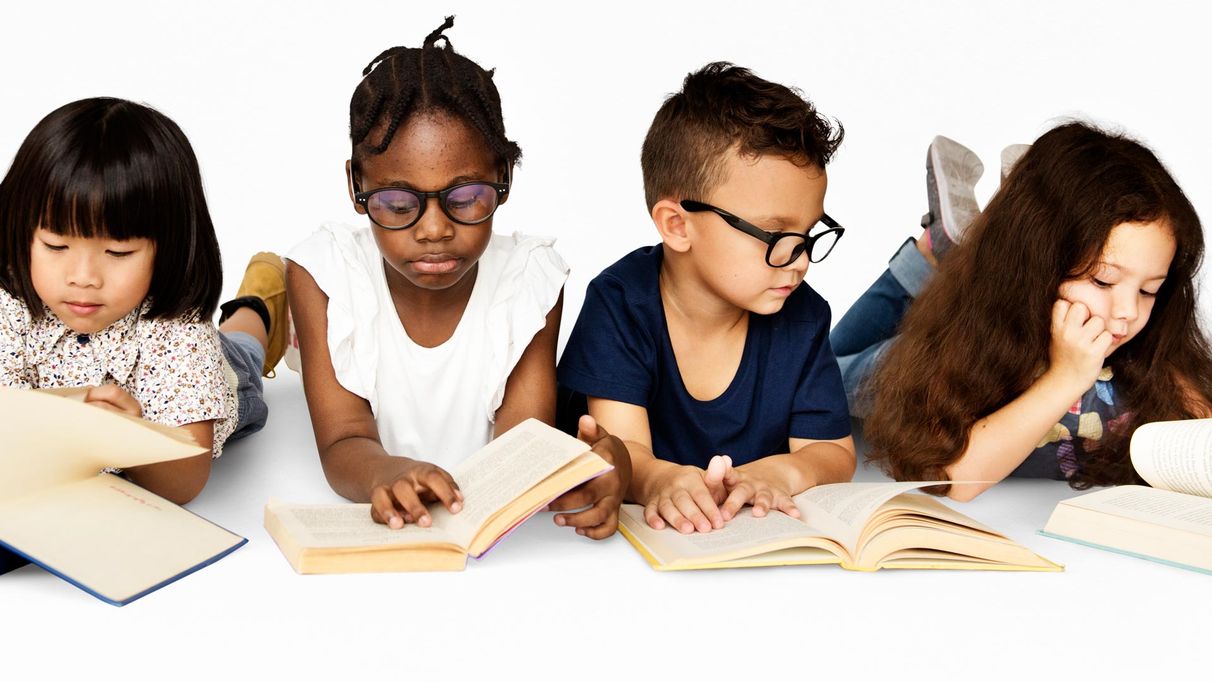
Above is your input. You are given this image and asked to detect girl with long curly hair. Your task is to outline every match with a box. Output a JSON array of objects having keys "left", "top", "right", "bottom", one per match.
[{"left": 832, "top": 121, "right": 1212, "bottom": 501}]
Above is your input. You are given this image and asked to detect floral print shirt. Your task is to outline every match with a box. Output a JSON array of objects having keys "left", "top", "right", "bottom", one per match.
[{"left": 0, "top": 288, "right": 236, "bottom": 456}]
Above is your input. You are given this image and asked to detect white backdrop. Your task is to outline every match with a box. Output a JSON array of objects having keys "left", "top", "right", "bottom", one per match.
[{"left": 3, "top": 1, "right": 1212, "bottom": 679}]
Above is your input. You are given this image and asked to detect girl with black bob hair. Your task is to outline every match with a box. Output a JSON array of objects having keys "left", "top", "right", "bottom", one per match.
[{"left": 0, "top": 97, "right": 289, "bottom": 504}]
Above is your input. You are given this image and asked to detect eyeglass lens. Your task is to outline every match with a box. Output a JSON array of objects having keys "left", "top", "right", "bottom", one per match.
[{"left": 367, "top": 183, "right": 500, "bottom": 228}]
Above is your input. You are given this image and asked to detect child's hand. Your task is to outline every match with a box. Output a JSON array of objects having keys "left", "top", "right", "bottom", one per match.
[
  {"left": 1049, "top": 299, "right": 1113, "bottom": 389},
  {"left": 718, "top": 463, "right": 801, "bottom": 522},
  {"left": 84, "top": 384, "right": 143, "bottom": 418},
  {"left": 368, "top": 459, "right": 463, "bottom": 529},
  {"left": 549, "top": 415, "right": 632, "bottom": 540},
  {"left": 642, "top": 455, "right": 732, "bottom": 534}
]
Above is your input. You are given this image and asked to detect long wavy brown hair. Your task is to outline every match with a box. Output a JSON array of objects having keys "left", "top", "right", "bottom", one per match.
[{"left": 864, "top": 121, "right": 1212, "bottom": 490}]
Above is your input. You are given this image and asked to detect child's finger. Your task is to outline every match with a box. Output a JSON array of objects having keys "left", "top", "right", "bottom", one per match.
[
  {"left": 576, "top": 512, "right": 619, "bottom": 540},
  {"left": 644, "top": 501, "right": 667, "bottom": 530},
  {"left": 774, "top": 493, "right": 800, "bottom": 518},
  {"left": 548, "top": 484, "right": 595, "bottom": 512},
  {"left": 576, "top": 414, "right": 603, "bottom": 444},
  {"left": 554, "top": 499, "right": 610, "bottom": 529},
  {"left": 422, "top": 471, "right": 462, "bottom": 514},
  {"left": 719, "top": 482, "right": 754, "bottom": 521},
  {"left": 1051, "top": 300, "right": 1070, "bottom": 333},
  {"left": 658, "top": 497, "right": 695, "bottom": 534},
  {"left": 389, "top": 480, "right": 431, "bottom": 527},
  {"left": 1064, "top": 300, "right": 1091, "bottom": 327},
  {"left": 672, "top": 489, "right": 714, "bottom": 533},
  {"left": 751, "top": 488, "right": 774, "bottom": 517},
  {"left": 370, "top": 487, "right": 405, "bottom": 529}
]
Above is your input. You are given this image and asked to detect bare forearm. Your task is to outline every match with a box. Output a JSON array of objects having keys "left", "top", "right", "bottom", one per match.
[
  {"left": 125, "top": 453, "right": 212, "bottom": 505},
  {"left": 740, "top": 442, "right": 856, "bottom": 495},
  {"left": 319, "top": 436, "right": 407, "bottom": 503},
  {"left": 947, "top": 369, "right": 1089, "bottom": 500}
]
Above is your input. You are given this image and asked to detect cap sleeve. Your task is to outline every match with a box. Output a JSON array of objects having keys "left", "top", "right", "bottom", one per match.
[
  {"left": 286, "top": 224, "right": 383, "bottom": 413},
  {"left": 481, "top": 232, "right": 569, "bottom": 419}
]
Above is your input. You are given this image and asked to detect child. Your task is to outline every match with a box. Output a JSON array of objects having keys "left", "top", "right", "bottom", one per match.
[
  {"left": 832, "top": 122, "right": 1212, "bottom": 501},
  {"left": 0, "top": 97, "right": 288, "bottom": 504},
  {"left": 557, "top": 63, "right": 857, "bottom": 535},
  {"left": 285, "top": 17, "right": 629, "bottom": 539}
]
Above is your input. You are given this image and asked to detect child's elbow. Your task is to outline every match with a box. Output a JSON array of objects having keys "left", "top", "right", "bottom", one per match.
[{"left": 946, "top": 482, "right": 989, "bottom": 503}]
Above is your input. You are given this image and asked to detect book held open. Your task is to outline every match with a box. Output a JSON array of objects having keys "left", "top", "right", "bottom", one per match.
[
  {"left": 619, "top": 481, "right": 1060, "bottom": 572},
  {"left": 0, "top": 387, "right": 247, "bottom": 605},
  {"left": 264, "top": 418, "right": 612, "bottom": 573},
  {"left": 1042, "top": 418, "right": 1212, "bottom": 574}
]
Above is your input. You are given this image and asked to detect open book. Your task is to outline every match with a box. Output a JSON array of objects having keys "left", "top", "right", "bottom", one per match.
[
  {"left": 1042, "top": 418, "right": 1212, "bottom": 574},
  {"left": 264, "top": 418, "right": 612, "bottom": 573},
  {"left": 618, "top": 481, "right": 1059, "bottom": 572},
  {"left": 0, "top": 387, "right": 247, "bottom": 605}
]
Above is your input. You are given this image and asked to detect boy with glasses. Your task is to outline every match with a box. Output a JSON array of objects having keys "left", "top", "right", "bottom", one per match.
[{"left": 556, "top": 62, "right": 856, "bottom": 535}]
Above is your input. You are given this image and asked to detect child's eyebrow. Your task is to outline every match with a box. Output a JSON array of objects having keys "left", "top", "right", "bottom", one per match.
[
  {"left": 371, "top": 173, "right": 489, "bottom": 190},
  {"left": 1100, "top": 262, "right": 1169, "bottom": 281},
  {"left": 750, "top": 212, "right": 826, "bottom": 231}
]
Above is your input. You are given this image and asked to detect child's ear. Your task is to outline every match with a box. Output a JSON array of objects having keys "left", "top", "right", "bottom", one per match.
[
  {"left": 652, "top": 199, "right": 691, "bottom": 254},
  {"left": 346, "top": 160, "right": 366, "bottom": 214}
]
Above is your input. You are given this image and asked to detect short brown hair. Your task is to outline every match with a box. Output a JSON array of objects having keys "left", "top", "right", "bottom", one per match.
[{"left": 640, "top": 62, "right": 843, "bottom": 211}]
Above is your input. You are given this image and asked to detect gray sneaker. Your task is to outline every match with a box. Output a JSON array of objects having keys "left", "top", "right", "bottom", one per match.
[
  {"left": 920, "top": 135, "right": 984, "bottom": 258},
  {"left": 1000, "top": 143, "right": 1030, "bottom": 182}
]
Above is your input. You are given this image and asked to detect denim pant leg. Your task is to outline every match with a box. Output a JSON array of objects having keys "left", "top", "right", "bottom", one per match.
[
  {"left": 219, "top": 331, "right": 270, "bottom": 442},
  {"left": 831, "top": 238, "right": 935, "bottom": 417}
]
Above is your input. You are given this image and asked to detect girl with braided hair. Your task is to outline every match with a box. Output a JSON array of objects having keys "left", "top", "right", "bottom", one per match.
[{"left": 286, "top": 17, "right": 630, "bottom": 539}]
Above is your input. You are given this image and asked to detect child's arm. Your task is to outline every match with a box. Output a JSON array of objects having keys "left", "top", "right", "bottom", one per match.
[
  {"left": 717, "top": 436, "right": 856, "bottom": 521},
  {"left": 945, "top": 300, "right": 1111, "bottom": 501},
  {"left": 492, "top": 290, "right": 562, "bottom": 433},
  {"left": 286, "top": 261, "right": 462, "bottom": 528},
  {"left": 84, "top": 384, "right": 214, "bottom": 505},
  {"left": 588, "top": 397, "right": 729, "bottom": 534},
  {"left": 546, "top": 415, "right": 632, "bottom": 539}
]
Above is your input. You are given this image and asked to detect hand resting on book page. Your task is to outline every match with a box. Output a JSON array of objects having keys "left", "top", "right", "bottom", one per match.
[
  {"left": 639, "top": 454, "right": 732, "bottom": 534},
  {"left": 548, "top": 415, "right": 632, "bottom": 540},
  {"left": 369, "top": 458, "right": 464, "bottom": 529}
]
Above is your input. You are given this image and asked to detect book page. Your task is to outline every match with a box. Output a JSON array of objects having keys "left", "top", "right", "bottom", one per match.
[
  {"left": 0, "top": 388, "right": 208, "bottom": 502},
  {"left": 617, "top": 504, "right": 839, "bottom": 566},
  {"left": 264, "top": 501, "right": 457, "bottom": 548},
  {"left": 431, "top": 419, "right": 591, "bottom": 545},
  {"left": 793, "top": 481, "right": 947, "bottom": 553},
  {"left": 1130, "top": 419, "right": 1212, "bottom": 497},
  {"left": 1062, "top": 485, "right": 1212, "bottom": 537},
  {"left": 0, "top": 475, "right": 243, "bottom": 605}
]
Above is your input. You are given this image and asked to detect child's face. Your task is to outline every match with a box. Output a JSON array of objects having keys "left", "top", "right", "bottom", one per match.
[
  {"left": 1058, "top": 220, "right": 1176, "bottom": 356},
  {"left": 352, "top": 112, "right": 500, "bottom": 293},
  {"left": 683, "top": 150, "right": 828, "bottom": 314},
  {"left": 29, "top": 228, "right": 155, "bottom": 334}
]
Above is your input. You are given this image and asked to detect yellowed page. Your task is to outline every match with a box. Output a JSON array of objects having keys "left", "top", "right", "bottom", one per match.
[
  {"left": 793, "top": 481, "right": 948, "bottom": 554},
  {"left": 0, "top": 387, "right": 208, "bottom": 502},
  {"left": 617, "top": 504, "right": 841, "bottom": 568},
  {"left": 1130, "top": 419, "right": 1212, "bottom": 497},
  {"left": 0, "top": 475, "right": 243, "bottom": 604},
  {"left": 1053, "top": 485, "right": 1212, "bottom": 537},
  {"left": 432, "top": 418, "right": 593, "bottom": 547},
  {"left": 263, "top": 499, "right": 458, "bottom": 549}
]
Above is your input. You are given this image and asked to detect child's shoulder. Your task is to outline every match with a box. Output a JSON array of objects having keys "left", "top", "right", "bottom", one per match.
[
  {"left": 766, "top": 282, "right": 831, "bottom": 329},
  {"left": 0, "top": 287, "right": 32, "bottom": 331},
  {"left": 286, "top": 222, "right": 380, "bottom": 273},
  {"left": 588, "top": 244, "right": 663, "bottom": 294}
]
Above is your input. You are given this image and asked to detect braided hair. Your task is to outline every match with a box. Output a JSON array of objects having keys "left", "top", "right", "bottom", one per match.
[{"left": 350, "top": 16, "right": 520, "bottom": 174}]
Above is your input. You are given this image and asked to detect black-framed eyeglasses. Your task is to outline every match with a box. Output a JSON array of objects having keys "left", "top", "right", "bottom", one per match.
[
  {"left": 353, "top": 169, "right": 510, "bottom": 230},
  {"left": 680, "top": 200, "right": 844, "bottom": 267}
]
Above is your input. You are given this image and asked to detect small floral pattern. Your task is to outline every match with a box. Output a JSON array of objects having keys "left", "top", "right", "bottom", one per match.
[{"left": 0, "top": 288, "right": 236, "bottom": 456}]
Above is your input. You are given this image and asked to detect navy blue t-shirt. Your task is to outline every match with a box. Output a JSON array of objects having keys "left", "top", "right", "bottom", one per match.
[{"left": 558, "top": 245, "right": 850, "bottom": 468}]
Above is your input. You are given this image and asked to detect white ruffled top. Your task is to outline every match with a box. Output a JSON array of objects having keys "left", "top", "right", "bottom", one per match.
[{"left": 286, "top": 223, "right": 568, "bottom": 470}]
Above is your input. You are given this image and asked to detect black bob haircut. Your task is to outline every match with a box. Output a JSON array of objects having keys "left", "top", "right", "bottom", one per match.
[
  {"left": 349, "top": 16, "right": 521, "bottom": 173},
  {"left": 0, "top": 97, "right": 222, "bottom": 320}
]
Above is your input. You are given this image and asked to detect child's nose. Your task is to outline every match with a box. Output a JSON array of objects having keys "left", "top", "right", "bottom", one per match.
[
  {"left": 412, "top": 198, "right": 456, "bottom": 242},
  {"left": 1111, "top": 289, "right": 1139, "bottom": 324},
  {"left": 67, "top": 254, "right": 102, "bottom": 288}
]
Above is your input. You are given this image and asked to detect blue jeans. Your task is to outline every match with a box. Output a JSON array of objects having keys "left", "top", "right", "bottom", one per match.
[
  {"left": 219, "top": 331, "right": 269, "bottom": 441},
  {"left": 830, "top": 238, "right": 935, "bottom": 417}
]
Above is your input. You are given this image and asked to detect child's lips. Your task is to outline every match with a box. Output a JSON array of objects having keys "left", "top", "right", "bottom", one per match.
[
  {"left": 65, "top": 301, "right": 102, "bottom": 315},
  {"left": 410, "top": 254, "right": 462, "bottom": 274},
  {"left": 769, "top": 283, "right": 799, "bottom": 297}
]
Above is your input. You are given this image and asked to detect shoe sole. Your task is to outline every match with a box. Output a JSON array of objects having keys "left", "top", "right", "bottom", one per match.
[{"left": 929, "top": 135, "right": 984, "bottom": 243}]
